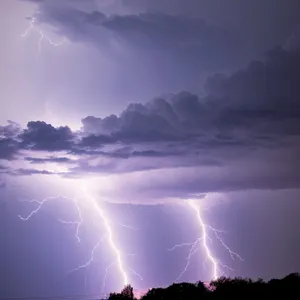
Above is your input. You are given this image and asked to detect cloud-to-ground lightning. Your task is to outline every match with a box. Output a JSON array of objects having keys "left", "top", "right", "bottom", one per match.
[
  {"left": 81, "top": 181, "right": 129, "bottom": 287},
  {"left": 19, "top": 179, "right": 142, "bottom": 292},
  {"left": 169, "top": 200, "right": 243, "bottom": 282},
  {"left": 21, "top": 17, "right": 65, "bottom": 60},
  {"left": 20, "top": 16, "right": 142, "bottom": 293}
]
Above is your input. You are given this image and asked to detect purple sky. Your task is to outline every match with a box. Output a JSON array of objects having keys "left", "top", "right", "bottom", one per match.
[{"left": 1, "top": 0, "right": 300, "bottom": 298}]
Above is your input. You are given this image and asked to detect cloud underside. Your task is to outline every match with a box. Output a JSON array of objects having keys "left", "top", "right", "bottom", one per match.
[
  {"left": 22, "top": 2, "right": 244, "bottom": 98},
  {"left": 4, "top": 1, "right": 300, "bottom": 201},
  {"left": 2, "top": 37, "right": 300, "bottom": 200}
]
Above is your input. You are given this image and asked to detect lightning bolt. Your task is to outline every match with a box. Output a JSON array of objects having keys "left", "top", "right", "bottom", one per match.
[
  {"left": 21, "top": 17, "right": 65, "bottom": 60},
  {"left": 59, "top": 199, "right": 83, "bottom": 243},
  {"left": 67, "top": 240, "right": 102, "bottom": 275},
  {"left": 169, "top": 200, "right": 243, "bottom": 282},
  {"left": 19, "top": 196, "right": 73, "bottom": 221},
  {"left": 19, "top": 16, "right": 141, "bottom": 292},
  {"left": 18, "top": 179, "right": 142, "bottom": 292},
  {"left": 129, "top": 268, "right": 144, "bottom": 282},
  {"left": 80, "top": 181, "right": 129, "bottom": 287}
]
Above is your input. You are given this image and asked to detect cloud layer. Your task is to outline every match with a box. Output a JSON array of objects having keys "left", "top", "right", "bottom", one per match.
[
  {"left": 1, "top": 34, "right": 300, "bottom": 201},
  {"left": 27, "top": 0, "right": 243, "bottom": 95},
  {"left": 2, "top": 1, "right": 299, "bottom": 202}
]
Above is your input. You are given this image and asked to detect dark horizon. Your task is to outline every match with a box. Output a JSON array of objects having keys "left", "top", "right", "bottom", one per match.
[{"left": 111, "top": 272, "right": 300, "bottom": 300}]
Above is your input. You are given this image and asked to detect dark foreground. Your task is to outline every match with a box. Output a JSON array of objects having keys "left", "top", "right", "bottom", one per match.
[{"left": 107, "top": 272, "right": 300, "bottom": 300}]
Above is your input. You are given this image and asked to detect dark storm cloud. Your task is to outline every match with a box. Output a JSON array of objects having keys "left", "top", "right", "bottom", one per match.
[
  {"left": 203, "top": 52, "right": 300, "bottom": 136},
  {"left": 20, "top": 121, "right": 74, "bottom": 151},
  {"left": 0, "top": 121, "right": 22, "bottom": 159},
  {"left": 100, "top": 13, "right": 237, "bottom": 70},
  {"left": 0, "top": 138, "right": 19, "bottom": 159},
  {"left": 24, "top": 156, "right": 72, "bottom": 164},
  {"left": 24, "top": 1, "right": 242, "bottom": 95},
  {"left": 34, "top": 7, "right": 238, "bottom": 62},
  {"left": 0, "top": 121, "right": 75, "bottom": 159},
  {"left": 122, "top": 0, "right": 300, "bottom": 57},
  {"left": 81, "top": 111, "right": 181, "bottom": 143},
  {"left": 79, "top": 133, "right": 116, "bottom": 147},
  {"left": 20, "top": 0, "right": 97, "bottom": 11},
  {"left": 2, "top": 27, "right": 300, "bottom": 197},
  {"left": 3, "top": 39, "right": 300, "bottom": 154},
  {"left": 0, "top": 165, "right": 57, "bottom": 177},
  {"left": 81, "top": 40, "right": 300, "bottom": 144},
  {"left": 10, "top": 168, "right": 55, "bottom": 176},
  {"left": 3, "top": 39, "right": 300, "bottom": 161},
  {"left": 0, "top": 121, "right": 22, "bottom": 138}
]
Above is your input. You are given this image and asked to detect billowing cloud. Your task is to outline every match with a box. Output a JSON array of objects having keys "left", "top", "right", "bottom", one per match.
[
  {"left": 20, "top": 121, "right": 74, "bottom": 151},
  {"left": 0, "top": 121, "right": 21, "bottom": 159},
  {"left": 80, "top": 48, "right": 300, "bottom": 150},
  {"left": 2, "top": 23, "right": 300, "bottom": 202}
]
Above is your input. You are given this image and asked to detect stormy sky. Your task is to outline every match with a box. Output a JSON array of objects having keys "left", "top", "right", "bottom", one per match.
[{"left": 1, "top": 0, "right": 300, "bottom": 298}]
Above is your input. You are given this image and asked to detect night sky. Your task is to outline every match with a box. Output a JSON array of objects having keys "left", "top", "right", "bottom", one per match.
[{"left": 1, "top": 0, "right": 300, "bottom": 299}]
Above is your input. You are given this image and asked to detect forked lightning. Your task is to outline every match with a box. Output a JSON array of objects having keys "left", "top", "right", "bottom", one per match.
[
  {"left": 169, "top": 200, "right": 243, "bottom": 281},
  {"left": 19, "top": 180, "right": 143, "bottom": 291},
  {"left": 21, "top": 17, "right": 65, "bottom": 60}
]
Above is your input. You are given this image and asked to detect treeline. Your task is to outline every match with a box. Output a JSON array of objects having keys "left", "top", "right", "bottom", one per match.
[{"left": 107, "top": 272, "right": 300, "bottom": 299}]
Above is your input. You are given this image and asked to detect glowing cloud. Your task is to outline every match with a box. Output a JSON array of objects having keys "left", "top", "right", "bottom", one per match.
[{"left": 81, "top": 181, "right": 129, "bottom": 286}]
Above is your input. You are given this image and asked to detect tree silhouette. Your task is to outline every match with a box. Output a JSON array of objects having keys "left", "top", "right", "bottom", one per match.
[
  {"left": 141, "top": 288, "right": 166, "bottom": 300},
  {"left": 108, "top": 285, "right": 135, "bottom": 300},
  {"left": 121, "top": 285, "right": 134, "bottom": 299},
  {"left": 108, "top": 272, "right": 300, "bottom": 300}
]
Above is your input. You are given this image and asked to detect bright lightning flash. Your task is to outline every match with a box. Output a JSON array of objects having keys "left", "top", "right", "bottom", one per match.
[
  {"left": 19, "top": 180, "right": 142, "bottom": 292},
  {"left": 21, "top": 17, "right": 65, "bottom": 59},
  {"left": 169, "top": 200, "right": 243, "bottom": 282},
  {"left": 81, "top": 182, "right": 129, "bottom": 286},
  {"left": 19, "top": 16, "right": 141, "bottom": 292}
]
